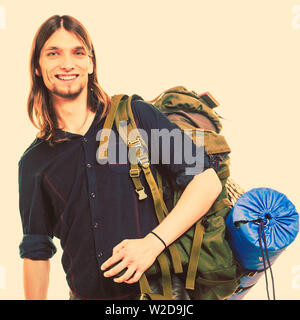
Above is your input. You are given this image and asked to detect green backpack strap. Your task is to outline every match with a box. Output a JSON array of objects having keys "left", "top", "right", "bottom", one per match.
[
  {"left": 185, "top": 220, "right": 205, "bottom": 290},
  {"left": 139, "top": 253, "right": 173, "bottom": 300},
  {"left": 116, "top": 96, "right": 149, "bottom": 200},
  {"left": 99, "top": 94, "right": 148, "bottom": 200},
  {"left": 97, "top": 94, "right": 128, "bottom": 162},
  {"left": 158, "top": 171, "right": 206, "bottom": 291},
  {"left": 115, "top": 95, "right": 187, "bottom": 299},
  {"left": 124, "top": 95, "right": 183, "bottom": 274}
]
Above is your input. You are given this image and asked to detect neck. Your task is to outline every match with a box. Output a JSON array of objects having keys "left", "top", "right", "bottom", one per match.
[{"left": 51, "top": 87, "right": 95, "bottom": 134}]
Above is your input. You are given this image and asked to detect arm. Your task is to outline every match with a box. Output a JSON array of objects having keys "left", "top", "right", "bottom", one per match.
[
  {"left": 18, "top": 159, "right": 57, "bottom": 300},
  {"left": 101, "top": 168, "right": 222, "bottom": 283},
  {"left": 148, "top": 168, "right": 222, "bottom": 248},
  {"left": 23, "top": 258, "right": 50, "bottom": 300}
]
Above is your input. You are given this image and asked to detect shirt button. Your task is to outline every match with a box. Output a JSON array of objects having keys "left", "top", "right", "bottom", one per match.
[
  {"left": 97, "top": 252, "right": 103, "bottom": 258},
  {"left": 93, "top": 222, "right": 99, "bottom": 229},
  {"left": 83, "top": 137, "right": 88, "bottom": 143},
  {"left": 91, "top": 192, "right": 96, "bottom": 198},
  {"left": 86, "top": 163, "right": 92, "bottom": 168}
]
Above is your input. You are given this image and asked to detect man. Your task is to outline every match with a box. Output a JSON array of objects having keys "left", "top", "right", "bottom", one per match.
[{"left": 19, "top": 15, "right": 222, "bottom": 300}]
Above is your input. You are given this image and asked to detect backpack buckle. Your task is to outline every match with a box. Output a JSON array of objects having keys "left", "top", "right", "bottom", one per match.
[
  {"left": 129, "top": 168, "right": 140, "bottom": 178},
  {"left": 128, "top": 137, "right": 150, "bottom": 169},
  {"left": 128, "top": 137, "right": 142, "bottom": 147},
  {"left": 135, "top": 187, "right": 148, "bottom": 200},
  {"left": 137, "top": 154, "right": 150, "bottom": 169}
]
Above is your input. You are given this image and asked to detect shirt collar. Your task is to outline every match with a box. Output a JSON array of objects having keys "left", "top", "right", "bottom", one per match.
[{"left": 52, "top": 102, "right": 104, "bottom": 141}]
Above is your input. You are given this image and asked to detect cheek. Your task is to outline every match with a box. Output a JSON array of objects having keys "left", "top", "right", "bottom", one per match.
[
  {"left": 40, "top": 69, "right": 57, "bottom": 90},
  {"left": 78, "top": 59, "right": 92, "bottom": 73},
  {"left": 80, "top": 65, "right": 90, "bottom": 75},
  {"left": 42, "top": 69, "right": 55, "bottom": 84},
  {"left": 39, "top": 61, "right": 56, "bottom": 80}
]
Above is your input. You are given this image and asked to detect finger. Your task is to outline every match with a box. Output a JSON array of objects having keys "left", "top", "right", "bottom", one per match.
[
  {"left": 114, "top": 266, "right": 136, "bottom": 283},
  {"left": 113, "top": 240, "right": 127, "bottom": 255},
  {"left": 103, "top": 260, "right": 127, "bottom": 278},
  {"left": 101, "top": 251, "right": 124, "bottom": 271},
  {"left": 112, "top": 246, "right": 122, "bottom": 255},
  {"left": 124, "top": 270, "right": 143, "bottom": 284}
]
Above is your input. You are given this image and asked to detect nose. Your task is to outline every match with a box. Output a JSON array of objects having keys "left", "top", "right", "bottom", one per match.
[{"left": 59, "top": 53, "right": 75, "bottom": 71}]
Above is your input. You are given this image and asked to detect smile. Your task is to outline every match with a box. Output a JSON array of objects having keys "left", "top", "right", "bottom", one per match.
[{"left": 55, "top": 74, "right": 79, "bottom": 81}]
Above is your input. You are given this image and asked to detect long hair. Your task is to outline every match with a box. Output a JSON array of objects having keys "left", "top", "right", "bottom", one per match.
[{"left": 27, "top": 15, "right": 111, "bottom": 145}]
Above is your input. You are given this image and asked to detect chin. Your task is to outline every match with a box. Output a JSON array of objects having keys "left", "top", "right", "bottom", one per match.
[{"left": 52, "top": 86, "right": 84, "bottom": 99}]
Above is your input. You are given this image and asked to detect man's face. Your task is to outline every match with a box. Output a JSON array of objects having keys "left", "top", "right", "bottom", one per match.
[{"left": 37, "top": 28, "right": 94, "bottom": 100}]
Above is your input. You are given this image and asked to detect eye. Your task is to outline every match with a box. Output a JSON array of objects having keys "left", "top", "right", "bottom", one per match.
[
  {"left": 47, "top": 52, "right": 58, "bottom": 57},
  {"left": 75, "top": 51, "right": 86, "bottom": 56}
]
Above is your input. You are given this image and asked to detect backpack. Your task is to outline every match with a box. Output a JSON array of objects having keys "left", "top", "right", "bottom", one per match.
[{"left": 98, "top": 86, "right": 247, "bottom": 300}]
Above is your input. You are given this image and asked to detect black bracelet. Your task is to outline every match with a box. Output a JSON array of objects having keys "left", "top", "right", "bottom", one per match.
[{"left": 150, "top": 231, "right": 167, "bottom": 249}]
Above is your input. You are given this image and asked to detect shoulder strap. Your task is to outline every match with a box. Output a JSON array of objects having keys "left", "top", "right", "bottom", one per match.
[
  {"left": 97, "top": 94, "right": 128, "bottom": 162},
  {"left": 117, "top": 95, "right": 188, "bottom": 298}
]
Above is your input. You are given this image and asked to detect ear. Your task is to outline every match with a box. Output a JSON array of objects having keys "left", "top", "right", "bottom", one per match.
[
  {"left": 35, "top": 68, "right": 41, "bottom": 77},
  {"left": 88, "top": 56, "right": 94, "bottom": 75}
]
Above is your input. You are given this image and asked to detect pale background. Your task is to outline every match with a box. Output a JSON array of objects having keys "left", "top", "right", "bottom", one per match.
[{"left": 0, "top": 0, "right": 299, "bottom": 300}]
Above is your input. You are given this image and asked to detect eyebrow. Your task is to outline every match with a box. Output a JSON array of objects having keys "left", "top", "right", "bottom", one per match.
[{"left": 45, "top": 46, "right": 87, "bottom": 51}]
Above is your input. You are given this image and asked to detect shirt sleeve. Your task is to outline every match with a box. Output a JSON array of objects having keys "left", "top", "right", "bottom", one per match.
[
  {"left": 18, "top": 159, "right": 57, "bottom": 260},
  {"left": 131, "top": 99, "right": 220, "bottom": 189}
]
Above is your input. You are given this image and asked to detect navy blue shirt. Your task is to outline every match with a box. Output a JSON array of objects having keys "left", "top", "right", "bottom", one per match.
[{"left": 18, "top": 99, "right": 216, "bottom": 300}]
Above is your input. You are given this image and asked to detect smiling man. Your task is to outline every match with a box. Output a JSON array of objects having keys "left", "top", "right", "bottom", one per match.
[{"left": 18, "top": 15, "right": 222, "bottom": 300}]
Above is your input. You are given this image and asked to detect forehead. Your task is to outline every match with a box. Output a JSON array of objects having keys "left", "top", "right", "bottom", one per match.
[{"left": 43, "top": 28, "right": 86, "bottom": 51}]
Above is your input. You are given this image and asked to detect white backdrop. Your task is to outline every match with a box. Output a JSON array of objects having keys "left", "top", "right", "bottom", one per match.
[{"left": 0, "top": 0, "right": 299, "bottom": 300}]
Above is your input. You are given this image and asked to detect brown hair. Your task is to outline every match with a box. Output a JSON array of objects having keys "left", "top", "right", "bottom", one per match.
[{"left": 27, "top": 15, "right": 111, "bottom": 145}]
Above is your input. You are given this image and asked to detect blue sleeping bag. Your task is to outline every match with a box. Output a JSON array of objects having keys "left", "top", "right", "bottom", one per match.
[
  {"left": 225, "top": 187, "right": 299, "bottom": 299},
  {"left": 227, "top": 271, "right": 264, "bottom": 300}
]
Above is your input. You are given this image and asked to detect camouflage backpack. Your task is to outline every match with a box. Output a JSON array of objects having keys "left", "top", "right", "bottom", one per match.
[{"left": 98, "top": 86, "right": 247, "bottom": 300}]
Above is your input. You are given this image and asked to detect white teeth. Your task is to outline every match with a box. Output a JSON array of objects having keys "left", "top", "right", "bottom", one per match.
[{"left": 57, "top": 75, "right": 77, "bottom": 80}]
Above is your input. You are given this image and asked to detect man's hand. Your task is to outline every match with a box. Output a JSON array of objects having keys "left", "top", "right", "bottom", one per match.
[{"left": 100, "top": 234, "right": 165, "bottom": 284}]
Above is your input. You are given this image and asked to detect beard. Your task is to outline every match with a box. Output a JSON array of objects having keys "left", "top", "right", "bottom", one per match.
[{"left": 51, "top": 84, "right": 84, "bottom": 100}]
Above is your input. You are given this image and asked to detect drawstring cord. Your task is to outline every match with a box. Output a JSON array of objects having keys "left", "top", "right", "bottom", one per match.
[
  {"left": 234, "top": 215, "right": 276, "bottom": 300},
  {"left": 258, "top": 219, "right": 276, "bottom": 300}
]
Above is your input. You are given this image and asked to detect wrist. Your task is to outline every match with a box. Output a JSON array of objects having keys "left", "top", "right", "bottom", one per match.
[{"left": 144, "top": 232, "right": 166, "bottom": 255}]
